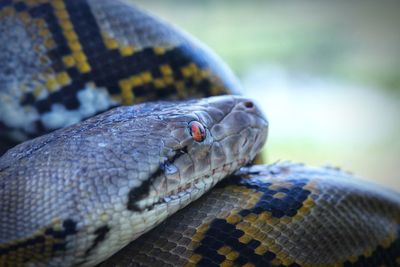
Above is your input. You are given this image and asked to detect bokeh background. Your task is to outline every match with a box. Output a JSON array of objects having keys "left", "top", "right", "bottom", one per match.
[{"left": 134, "top": 0, "right": 400, "bottom": 191}]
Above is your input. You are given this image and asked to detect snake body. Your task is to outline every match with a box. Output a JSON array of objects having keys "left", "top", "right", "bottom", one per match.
[
  {"left": 0, "top": 0, "right": 400, "bottom": 266},
  {"left": 0, "top": 0, "right": 240, "bottom": 152},
  {"left": 102, "top": 163, "right": 400, "bottom": 267}
]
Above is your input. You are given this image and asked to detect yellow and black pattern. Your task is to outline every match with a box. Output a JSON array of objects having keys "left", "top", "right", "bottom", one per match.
[
  {"left": 102, "top": 163, "right": 400, "bottom": 267},
  {"left": 0, "top": 0, "right": 240, "bottom": 151},
  {"left": 0, "top": 219, "right": 77, "bottom": 266},
  {"left": 2, "top": 1, "right": 400, "bottom": 267}
]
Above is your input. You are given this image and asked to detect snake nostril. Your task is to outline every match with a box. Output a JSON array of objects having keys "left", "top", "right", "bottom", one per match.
[{"left": 244, "top": 101, "right": 254, "bottom": 109}]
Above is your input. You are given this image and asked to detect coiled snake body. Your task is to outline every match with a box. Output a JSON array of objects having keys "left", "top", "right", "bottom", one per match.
[{"left": 0, "top": 1, "right": 399, "bottom": 266}]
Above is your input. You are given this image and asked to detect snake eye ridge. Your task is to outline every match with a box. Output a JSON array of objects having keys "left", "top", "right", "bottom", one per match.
[{"left": 189, "top": 121, "right": 206, "bottom": 142}]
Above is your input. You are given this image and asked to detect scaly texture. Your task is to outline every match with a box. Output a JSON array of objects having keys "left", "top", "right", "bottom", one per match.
[
  {"left": 0, "top": 0, "right": 240, "bottom": 150},
  {"left": 102, "top": 163, "right": 400, "bottom": 267},
  {"left": 0, "top": 96, "right": 268, "bottom": 266},
  {"left": 1, "top": 0, "right": 400, "bottom": 266}
]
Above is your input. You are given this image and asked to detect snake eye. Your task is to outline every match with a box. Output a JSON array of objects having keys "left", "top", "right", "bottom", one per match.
[{"left": 189, "top": 121, "right": 206, "bottom": 142}]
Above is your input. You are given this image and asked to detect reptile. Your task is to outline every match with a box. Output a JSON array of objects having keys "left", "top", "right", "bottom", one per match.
[
  {"left": 0, "top": 0, "right": 399, "bottom": 266},
  {"left": 0, "top": 0, "right": 241, "bottom": 153},
  {"left": 102, "top": 163, "right": 400, "bottom": 267},
  {"left": 0, "top": 95, "right": 268, "bottom": 266}
]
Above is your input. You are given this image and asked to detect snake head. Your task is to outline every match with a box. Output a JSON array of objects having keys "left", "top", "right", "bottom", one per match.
[
  {"left": 128, "top": 95, "right": 268, "bottom": 213},
  {"left": 0, "top": 95, "right": 267, "bottom": 266}
]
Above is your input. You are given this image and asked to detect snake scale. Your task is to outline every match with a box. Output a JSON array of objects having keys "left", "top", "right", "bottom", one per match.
[{"left": 0, "top": 0, "right": 399, "bottom": 266}]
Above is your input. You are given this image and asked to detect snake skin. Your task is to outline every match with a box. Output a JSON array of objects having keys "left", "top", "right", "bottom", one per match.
[
  {"left": 102, "top": 163, "right": 400, "bottom": 267},
  {"left": 1, "top": 0, "right": 400, "bottom": 266},
  {"left": 0, "top": 96, "right": 268, "bottom": 266},
  {"left": 0, "top": 0, "right": 240, "bottom": 153}
]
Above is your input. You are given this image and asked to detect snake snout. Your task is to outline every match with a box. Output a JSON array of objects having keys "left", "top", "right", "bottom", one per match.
[
  {"left": 126, "top": 96, "right": 268, "bottom": 229},
  {"left": 209, "top": 96, "right": 268, "bottom": 138},
  {"left": 209, "top": 96, "right": 268, "bottom": 164},
  {"left": 234, "top": 97, "right": 268, "bottom": 123},
  {"left": 235, "top": 97, "right": 269, "bottom": 157}
]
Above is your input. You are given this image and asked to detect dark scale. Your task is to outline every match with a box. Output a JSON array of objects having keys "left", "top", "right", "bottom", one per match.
[
  {"left": 343, "top": 226, "right": 400, "bottom": 267},
  {"left": 29, "top": 3, "right": 71, "bottom": 59},
  {"left": 21, "top": 92, "right": 36, "bottom": 106},
  {"left": 84, "top": 225, "right": 110, "bottom": 256},
  {"left": 237, "top": 177, "right": 311, "bottom": 218},
  {"left": 134, "top": 85, "right": 172, "bottom": 99},
  {"left": 0, "top": 0, "right": 234, "bottom": 155},
  {"left": 197, "top": 177, "right": 400, "bottom": 266},
  {"left": 13, "top": 1, "right": 28, "bottom": 12},
  {"left": 0, "top": 0, "right": 13, "bottom": 10},
  {"left": 63, "top": 0, "right": 222, "bottom": 102},
  {"left": 127, "top": 148, "right": 190, "bottom": 211},
  {"left": 26, "top": 0, "right": 224, "bottom": 118},
  {"left": 193, "top": 177, "right": 312, "bottom": 266},
  {"left": 0, "top": 219, "right": 77, "bottom": 257},
  {"left": 194, "top": 219, "right": 275, "bottom": 267}
]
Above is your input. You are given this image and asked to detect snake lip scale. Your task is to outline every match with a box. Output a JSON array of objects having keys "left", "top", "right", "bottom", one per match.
[{"left": 142, "top": 157, "right": 249, "bottom": 212}]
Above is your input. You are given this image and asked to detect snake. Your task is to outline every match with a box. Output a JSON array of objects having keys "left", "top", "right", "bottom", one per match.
[{"left": 0, "top": 0, "right": 399, "bottom": 266}]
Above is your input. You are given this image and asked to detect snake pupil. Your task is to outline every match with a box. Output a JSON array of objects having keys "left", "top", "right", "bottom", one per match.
[{"left": 189, "top": 121, "right": 206, "bottom": 142}]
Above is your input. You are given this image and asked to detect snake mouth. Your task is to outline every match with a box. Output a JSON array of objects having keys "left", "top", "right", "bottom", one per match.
[
  {"left": 133, "top": 157, "right": 250, "bottom": 212},
  {"left": 127, "top": 96, "right": 268, "bottom": 212}
]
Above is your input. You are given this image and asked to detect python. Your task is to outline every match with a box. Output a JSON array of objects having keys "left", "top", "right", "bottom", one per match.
[{"left": 0, "top": 0, "right": 399, "bottom": 266}]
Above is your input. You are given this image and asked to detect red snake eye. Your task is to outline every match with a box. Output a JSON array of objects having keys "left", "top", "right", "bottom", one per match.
[{"left": 189, "top": 121, "right": 206, "bottom": 142}]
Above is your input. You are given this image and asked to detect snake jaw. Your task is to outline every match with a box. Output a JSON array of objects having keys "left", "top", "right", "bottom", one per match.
[
  {"left": 133, "top": 157, "right": 251, "bottom": 213},
  {"left": 127, "top": 96, "right": 268, "bottom": 214}
]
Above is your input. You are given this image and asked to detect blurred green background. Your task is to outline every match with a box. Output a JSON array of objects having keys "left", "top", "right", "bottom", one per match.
[{"left": 134, "top": 0, "right": 400, "bottom": 191}]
